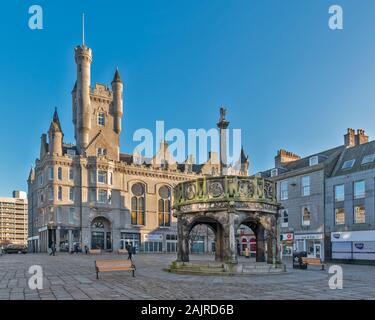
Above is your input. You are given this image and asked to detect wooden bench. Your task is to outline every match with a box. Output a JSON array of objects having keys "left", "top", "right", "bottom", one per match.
[
  {"left": 89, "top": 249, "right": 102, "bottom": 255},
  {"left": 301, "top": 257, "right": 325, "bottom": 270},
  {"left": 117, "top": 249, "right": 128, "bottom": 255},
  {"left": 95, "top": 259, "right": 136, "bottom": 279}
]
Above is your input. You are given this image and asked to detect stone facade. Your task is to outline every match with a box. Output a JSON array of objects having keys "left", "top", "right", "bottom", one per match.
[{"left": 27, "top": 43, "right": 249, "bottom": 253}]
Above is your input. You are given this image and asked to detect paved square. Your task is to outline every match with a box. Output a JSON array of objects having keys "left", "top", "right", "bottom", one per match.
[{"left": 0, "top": 253, "right": 374, "bottom": 300}]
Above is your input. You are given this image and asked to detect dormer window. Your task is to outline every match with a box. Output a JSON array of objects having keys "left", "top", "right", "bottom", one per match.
[
  {"left": 342, "top": 159, "right": 355, "bottom": 170},
  {"left": 98, "top": 112, "right": 105, "bottom": 126},
  {"left": 309, "top": 156, "right": 318, "bottom": 166},
  {"left": 362, "top": 154, "right": 375, "bottom": 165},
  {"left": 271, "top": 168, "right": 278, "bottom": 177}
]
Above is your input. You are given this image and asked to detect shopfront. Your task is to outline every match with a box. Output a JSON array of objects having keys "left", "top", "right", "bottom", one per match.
[
  {"left": 121, "top": 232, "right": 141, "bottom": 253},
  {"left": 331, "top": 230, "right": 375, "bottom": 261},
  {"left": 294, "top": 233, "right": 324, "bottom": 260},
  {"left": 143, "top": 233, "right": 163, "bottom": 253},
  {"left": 280, "top": 233, "right": 294, "bottom": 256}
]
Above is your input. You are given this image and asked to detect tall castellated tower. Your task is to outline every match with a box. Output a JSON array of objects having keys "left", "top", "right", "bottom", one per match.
[
  {"left": 72, "top": 42, "right": 124, "bottom": 161},
  {"left": 74, "top": 45, "right": 92, "bottom": 154}
]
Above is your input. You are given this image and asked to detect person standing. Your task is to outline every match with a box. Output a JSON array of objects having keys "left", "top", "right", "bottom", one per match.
[{"left": 84, "top": 245, "right": 88, "bottom": 255}]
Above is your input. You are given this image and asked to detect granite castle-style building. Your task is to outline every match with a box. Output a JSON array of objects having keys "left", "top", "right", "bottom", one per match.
[{"left": 27, "top": 42, "right": 249, "bottom": 253}]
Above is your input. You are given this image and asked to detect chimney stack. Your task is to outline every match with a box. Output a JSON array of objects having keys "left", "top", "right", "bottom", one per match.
[
  {"left": 344, "top": 128, "right": 368, "bottom": 147},
  {"left": 355, "top": 129, "right": 369, "bottom": 145},
  {"left": 275, "top": 149, "right": 301, "bottom": 168}
]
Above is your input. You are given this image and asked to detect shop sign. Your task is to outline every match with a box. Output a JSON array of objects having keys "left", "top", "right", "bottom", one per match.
[
  {"left": 144, "top": 233, "right": 163, "bottom": 241},
  {"left": 281, "top": 233, "right": 294, "bottom": 241},
  {"left": 294, "top": 233, "right": 323, "bottom": 240}
]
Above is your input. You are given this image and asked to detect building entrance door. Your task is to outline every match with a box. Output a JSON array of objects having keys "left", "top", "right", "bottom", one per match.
[
  {"left": 92, "top": 231, "right": 105, "bottom": 249},
  {"left": 314, "top": 244, "right": 321, "bottom": 259}
]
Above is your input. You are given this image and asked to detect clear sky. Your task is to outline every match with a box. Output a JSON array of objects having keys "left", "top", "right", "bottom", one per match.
[{"left": 1, "top": 0, "right": 375, "bottom": 196}]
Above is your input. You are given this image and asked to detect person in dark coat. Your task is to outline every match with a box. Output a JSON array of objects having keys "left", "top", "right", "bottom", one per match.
[
  {"left": 127, "top": 244, "right": 133, "bottom": 260},
  {"left": 50, "top": 242, "right": 56, "bottom": 256}
]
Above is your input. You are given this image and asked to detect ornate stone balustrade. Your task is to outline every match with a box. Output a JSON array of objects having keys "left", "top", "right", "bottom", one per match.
[{"left": 173, "top": 175, "right": 277, "bottom": 210}]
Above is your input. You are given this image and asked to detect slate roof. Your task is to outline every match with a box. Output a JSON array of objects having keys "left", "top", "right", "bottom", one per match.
[
  {"left": 331, "top": 140, "right": 375, "bottom": 177},
  {"left": 260, "top": 145, "right": 345, "bottom": 178}
]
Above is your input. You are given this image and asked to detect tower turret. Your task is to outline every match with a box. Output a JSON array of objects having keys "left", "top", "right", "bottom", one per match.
[
  {"left": 40, "top": 133, "right": 48, "bottom": 159},
  {"left": 48, "top": 109, "right": 63, "bottom": 156},
  {"left": 74, "top": 44, "right": 92, "bottom": 154},
  {"left": 111, "top": 68, "right": 123, "bottom": 134}
]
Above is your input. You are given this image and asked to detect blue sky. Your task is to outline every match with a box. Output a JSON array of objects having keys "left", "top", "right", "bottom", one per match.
[{"left": 1, "top": 0, "right": 375, "bottom": 196}]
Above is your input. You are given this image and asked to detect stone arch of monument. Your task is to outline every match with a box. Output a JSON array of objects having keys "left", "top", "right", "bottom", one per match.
[{"left": 173, "top": 175, "right": 281, "bottom": 265}]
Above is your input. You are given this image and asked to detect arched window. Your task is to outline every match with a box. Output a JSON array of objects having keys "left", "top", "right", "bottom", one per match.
[
  {"left": 57, "top": 167, "right": 62, "bottom": 180},
  {"left": 131, "top": 183, "right": 145, "bottom": 225},
  {"left": 58, "top": 186, "right": 63, "bottom": 201},
  {"left": 158, "top": 186, "right": 171, "bottom": 227}
]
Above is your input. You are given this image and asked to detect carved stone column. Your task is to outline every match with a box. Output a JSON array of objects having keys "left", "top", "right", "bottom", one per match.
[
  {"left": 177, "top": 215, "right": 190, "bottom": 262},
  {"left": 266, "top": 229, "right": 275, "bottom": 264},
  {"left": 256, "top": 224, "right": 266, "bottom": 262}
]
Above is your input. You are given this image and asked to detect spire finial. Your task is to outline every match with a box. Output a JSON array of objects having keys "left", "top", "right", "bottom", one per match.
[{"left": 82, "top": 13, "right": 85, "bottom": 46}]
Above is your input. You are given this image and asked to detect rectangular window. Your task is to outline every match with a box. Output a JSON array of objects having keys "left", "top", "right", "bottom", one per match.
[
  {"left": 98, "top": 112, "right": 105, "bottom": 126},
  {"left": 90, "top": 170, "right": 96, "bottom": 184},
  {"left": 57, "top": 167, "right": 62, "bottom": 180},
  {"left": 48, "top": 187, "right": 53, "bottom": 201},
  {"left": 38, "top": 174, "right": 44, "bottom": 186},
  {"left": 97, "top": 171, "right": 107, "bottom": 184},
  {"left": 58, "top": 187, "right": 62, "bottom": 201},
  {"left": 49, "top": 167, "right": 54, "bottom": 180},
  {"left": 98, "top": 189, "right": 107, "bottom": 203},
  {"left": 301, "top": 206, "right": 311, "bottom": 226},
  {"left": 90, "top": 189, "right": 96, "bottom": 202},
  {"left": 69, "top": 208, "right": 75, "bottom": 224},
  {"left": 270, "top": 169, "right": 278, "bottom": 177},
  {"left": 354, "top": 181, "right": 365, "bottom": 199},
  {"left": 97, "top": 148, "right": 107, "bottom": 157},
  {"left": 281, "top": 209, "right": 288, "bottom": 228},
  {"left": 334, "top": 184, "right": 345, "bottom": 202},
  {"left": 301, "top": 176, "right": 310, "bottom": 196},
  {"left": 280, "top": 181, "right": 288, "bottom": 200},
  {"left": 57, "top": 207, "right": 62, "bottom": 224},
  {"left": 354, "top": 206, "right": 365, "bottom": 224},
  {"left": 69, "top": 168, "right": 74, "bottom": 181},
  {"left": 309, "top": 156, "right": 318, "bottom": 166},
  {"left": 69, "top": 187, "right": 74, "bottom": 202},
  {"left": 335, "top": 208, "right": 345, "bottom": 225}
]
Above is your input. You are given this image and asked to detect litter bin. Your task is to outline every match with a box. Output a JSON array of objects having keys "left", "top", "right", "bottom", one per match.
[{"left": 293, "top": 251, "right": 307, "bottom": 269}]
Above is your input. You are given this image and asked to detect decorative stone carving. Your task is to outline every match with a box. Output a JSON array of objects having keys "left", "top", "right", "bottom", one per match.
[
  {"left": 184, "top": 183, "right": 196, "bottom": 200},
  {"left": 238, "top": 179, "right": 254, "bottom": 197},
  {"left": 208, "top": 180, "right": 224, "bottom": 197}
]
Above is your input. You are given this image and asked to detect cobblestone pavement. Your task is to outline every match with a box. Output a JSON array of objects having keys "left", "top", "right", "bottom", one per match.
[{"left": 0, "top": 253, "right": 374, "bottom": 300}]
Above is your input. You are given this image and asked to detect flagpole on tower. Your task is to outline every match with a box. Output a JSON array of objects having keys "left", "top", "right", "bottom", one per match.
[{"left": 82, "top": 13, "right": 85, "bottom": 46}]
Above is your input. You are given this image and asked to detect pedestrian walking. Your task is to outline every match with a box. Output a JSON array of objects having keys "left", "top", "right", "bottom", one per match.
[
  {"left": 127, "top": 244, "right": 133, "bottom": 260},
  {"left": 84, "top": 245, "right": 88, "bottom": 255},
  {"left": 50, "top": 241, "right": 56, "bottom": 256}
]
